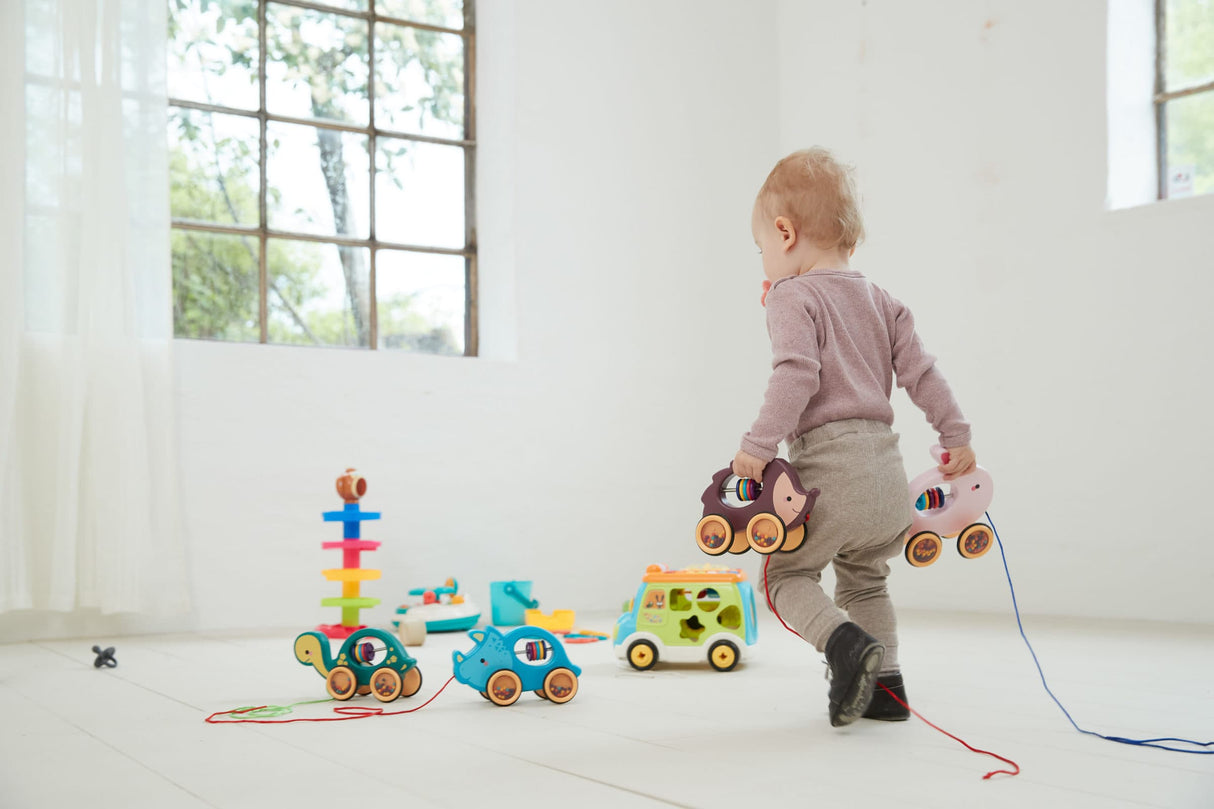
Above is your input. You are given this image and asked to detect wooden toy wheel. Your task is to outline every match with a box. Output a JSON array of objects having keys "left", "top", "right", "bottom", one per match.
[
  {"left": 958, "top": 523, "right": 993, "bottom": 559},
  {"left": 542, "top": 668, "right": 579, "bottom": 704},
  {"left": 905, "top": 532, "right": 942, "bottom": 567},
  {"left": 708, "top": 640, "right": 740, "bottom": 672},
  {"left": 486, "top": 670, "right": 523, "bottom": 706},
  {"left": 370, "top": 667, "right": 403, "bottom": 702},
  {"left": 325, "top": 666, "right": 359, "bottom": 701},
  {"left": 781, "top": 523, "right": 807, "bottom": 553},
  {"left": 399, "top": 666, "right": 423, "bottom": 698},
  {"left": 746, "top": 513, "right": 786, "bottom": 554},
  {"left": 695, "top": 514, "right": 733, "bottom": 556},
  {"left": 627, "top": 639, "right": 658, "bottom": 671}
]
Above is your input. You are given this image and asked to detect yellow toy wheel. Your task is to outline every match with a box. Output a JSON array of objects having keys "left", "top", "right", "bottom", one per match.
[
  {"left": 708, "top": 640, "right": 740, "bottom": 672},
  {"left": 696, "top": 514, "right": 734, "bottom": 556},
  {"left": 781, "top": 523, "right": 807, "bottom": 553},
  {"left": 958, "top": 523, "right": 993, "bottom": 559},
  {"left": 370, "top": 667, "right": 403, "bottom": 702},
  {"left": 746, "top": 513, "right": 786, "bottom": 554},
  {"left": 325, "top": 665, "right": 358, "bottom": 701},
  {"left": 486, "top": 670, "right": 522, "bottom": 706},
  {"left": 627, "top": 639, "right": 658, "bottom": 671},
  {"left": 906, "top": 532, "right": 942, "bottom": 567},
  {"left": 399, "top": 666, "right": 423, "bottom": 698},
  {"left": 542, "top": 668, "right": 579, "bottom": 704}
]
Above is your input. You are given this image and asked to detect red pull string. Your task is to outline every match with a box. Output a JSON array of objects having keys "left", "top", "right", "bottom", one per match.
[
  {"left": 877, "top": 682, "right": 1019, "bottom": 779},
  {"left": 205, "top": 675, "right": 457, "bottom": 724},
  {"left": 762, "top": 556, "right": 1019, "bottom": 779}
]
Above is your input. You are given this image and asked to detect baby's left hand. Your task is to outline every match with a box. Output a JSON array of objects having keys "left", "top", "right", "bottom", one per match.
[{"left": 732, "top": 450, "right": 767, "bottom": 481}]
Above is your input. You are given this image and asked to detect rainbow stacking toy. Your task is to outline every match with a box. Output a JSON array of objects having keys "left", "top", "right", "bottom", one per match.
[{"left": 317, "top": 468, "right": 382, "bottom": 639}]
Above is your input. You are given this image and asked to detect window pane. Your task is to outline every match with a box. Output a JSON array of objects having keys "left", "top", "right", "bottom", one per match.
[
  {"left": 267, "top": 3, "right": 370, "bottom": 125},
  {"left": 167, "top": 0, "right": 259, "bottom": 111},
  {"left": 170, "top": 108, "right": 260, "bottom": 226},
  {"left": 379, "top": 0, "right": 464, "bottom": 30},
  {"left": 267, "top": 122, "right": 370, "bottom": 238},
  {"left": 172, "top": 230, "right": 260, "bottom": 342},
  {"left": 1165, "top": 92, "right": 1214, "bottom": 197},
  {"left": 302, "top": 0, "right": 369, "bottom": 11},
  {"left": 1165, "top": 0, "right": 1214, "bottom": 90},
  {"left": 268, "top": 240, "right": 371, "bottom": 347},
  {"left": 377, "top": 251, "right": 465, "bottom": 354},
  {"left": 375, "top": 139, "right": 465, "bottom": 247},
  {"left": 374, "top": 22, "right": 465, "bottom": 139}
]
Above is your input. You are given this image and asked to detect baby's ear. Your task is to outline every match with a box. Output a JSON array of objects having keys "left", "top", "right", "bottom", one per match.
[{"left": 774, "top": 216, "right": 797, "bottom": 249}]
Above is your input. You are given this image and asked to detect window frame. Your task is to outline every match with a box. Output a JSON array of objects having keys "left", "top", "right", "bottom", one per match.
[
  {"left": 168, "top": 0, "right": 478, "bottom": 354},
  {"left": 1154, "top": 0, "right": 1214, "bottom": 200}
]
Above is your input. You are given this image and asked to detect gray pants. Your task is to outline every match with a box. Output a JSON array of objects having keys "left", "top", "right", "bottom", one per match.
[{"left": 764, "top": 419, "right": 911, "bottom": 674}]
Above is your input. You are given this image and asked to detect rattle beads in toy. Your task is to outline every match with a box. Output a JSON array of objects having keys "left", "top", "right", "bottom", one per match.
[
  {"left": 696, "top": 459, "right": 820, "bottom": 556},
  {"left": 904, "top": 446, "right": 995, "bottom": 567}
]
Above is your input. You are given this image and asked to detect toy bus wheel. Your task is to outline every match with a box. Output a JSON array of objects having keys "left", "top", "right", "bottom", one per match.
[
  {"left": 627, "top": 640, "right": 658, "bottom": 671},
  {"left": 708, "top": 640, "right": 740, "bottom": 672},
  {"left": 905, "top": 532, "right": 942, "bottom": 567},
  {"left": 695, "top": 514, "right": 733, "bottom": 556},
  {"left": 958, "top": 523, "right": 993, "bottom": 559},
  {"left": 325, "top": 666, "right": 358, "bottom": 701},
  {"left": 370, "top": 667, "right": 403, "bottom": 702},
  {"left": 400, "top": 665, "right": 423, "bottom": 698},
  {"left": 486, "top": 670, "right": 523, "bottom": 706},
  {"left": 542, "top": 668, "right": 579, "bottom": 704},
  {"left": 746, "top": 513, "right": 786, "bottom": 554}
]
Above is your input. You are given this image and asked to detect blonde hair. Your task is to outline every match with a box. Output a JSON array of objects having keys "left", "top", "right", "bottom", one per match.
[{"left": 756, "top": 148, "right": 865, "bottom": 250}]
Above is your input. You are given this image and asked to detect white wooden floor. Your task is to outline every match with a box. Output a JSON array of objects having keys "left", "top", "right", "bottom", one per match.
[{"left": 2, "top": 610, "right": 1212, "bottom": 809}]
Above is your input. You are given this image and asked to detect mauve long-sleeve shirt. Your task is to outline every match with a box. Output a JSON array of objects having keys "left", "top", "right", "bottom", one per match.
[{"left": 740, "top": 269, "right": 971, "bottom": 462}]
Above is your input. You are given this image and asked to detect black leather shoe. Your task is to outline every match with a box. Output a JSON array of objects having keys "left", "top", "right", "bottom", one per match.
[
  {"left": 863, "top": 672, "right": 910, "bottom": 721},
  {"left": 824, "top": 622, "right": 885, "bottom": 727}
]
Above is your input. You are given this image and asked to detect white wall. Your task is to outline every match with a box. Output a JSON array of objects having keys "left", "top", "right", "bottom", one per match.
[
  {"left": 5, "top": 0, "right": 1212, "bottom": 643},
  {"left": 776, "top": 0, "right": 1214, "bottom": 623},
  {"left": 0, "top": 0, "right": 785, "bottom": 642}
]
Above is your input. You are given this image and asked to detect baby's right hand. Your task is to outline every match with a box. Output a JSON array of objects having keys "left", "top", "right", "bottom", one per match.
[
  {"left": 732, "top": 449, "right": 767, "bottom": 482},
  {"left": 938, "top": 445, "right": 976, "bottom": 480}
]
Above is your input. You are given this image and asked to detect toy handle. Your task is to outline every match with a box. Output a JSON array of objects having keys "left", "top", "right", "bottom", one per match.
[{"left": 504, "top": 583, "right": 539, "bottom": 609}]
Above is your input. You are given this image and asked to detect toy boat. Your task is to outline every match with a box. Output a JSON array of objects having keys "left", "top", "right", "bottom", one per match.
[{"left": 393, "top": 577, "right": 481, "bottom": 633}]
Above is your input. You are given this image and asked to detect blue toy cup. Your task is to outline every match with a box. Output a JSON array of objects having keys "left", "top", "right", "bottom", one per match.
[{"left": 490, "top": 580, "right": 538, "bottom": 626}]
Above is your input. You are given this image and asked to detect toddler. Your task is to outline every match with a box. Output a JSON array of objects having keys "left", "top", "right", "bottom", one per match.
[{"left": 732, "top": 148, "right": 976, "bottom": 727}]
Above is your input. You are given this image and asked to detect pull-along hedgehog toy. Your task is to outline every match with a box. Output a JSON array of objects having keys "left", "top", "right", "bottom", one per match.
[
  {"left": 904, "top": 445, "right": 995, "bottom": 567},
  {"left": 695, "top": 459, "right": 820, "bottom": 555}
]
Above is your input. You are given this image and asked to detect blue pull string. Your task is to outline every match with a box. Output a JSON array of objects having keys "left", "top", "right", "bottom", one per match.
[{"left": 986, "top": 511, "right": 1214, "bottom": 755}]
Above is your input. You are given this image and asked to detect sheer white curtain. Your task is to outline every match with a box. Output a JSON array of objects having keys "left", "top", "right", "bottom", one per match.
[{"left": 0, "top": 0, "right": 188, "bottom": 615}]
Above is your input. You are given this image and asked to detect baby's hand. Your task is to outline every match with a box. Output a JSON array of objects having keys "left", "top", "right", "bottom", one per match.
[
  {"left": 938, "top": 445, "right": 976, "bottom": 480},
  {"left": 732, "top": 450, "right": 767, "bottom": 481}
]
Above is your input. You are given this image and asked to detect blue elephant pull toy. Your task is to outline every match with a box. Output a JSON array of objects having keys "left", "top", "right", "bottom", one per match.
[
  {"left": 453, "top": 626, "right": 581, "bottom": 706},
  {"left": 294, "top": 627, "right": 423, "bottom": 702}
]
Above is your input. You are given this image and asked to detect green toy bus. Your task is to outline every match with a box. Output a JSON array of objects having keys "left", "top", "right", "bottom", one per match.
[{"left": 614, "top": 564, "right": 758, "bottom": 672}]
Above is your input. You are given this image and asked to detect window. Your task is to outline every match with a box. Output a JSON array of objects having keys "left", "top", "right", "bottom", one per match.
[
  {"left": 168, "top": 0, "right": 476, "bottom": 354},
  {"left": 1156, "top": 0, "right": 1214, "bottom": 199}
]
